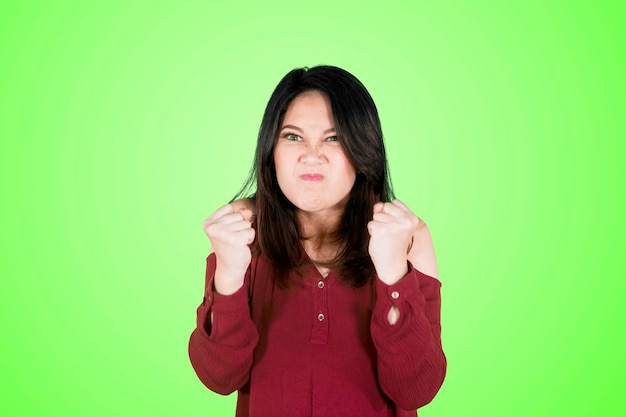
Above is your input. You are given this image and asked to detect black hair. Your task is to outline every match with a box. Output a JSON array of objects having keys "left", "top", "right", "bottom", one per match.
[{"left": 234, "top": 65, "right": 394, "bottom": 287}]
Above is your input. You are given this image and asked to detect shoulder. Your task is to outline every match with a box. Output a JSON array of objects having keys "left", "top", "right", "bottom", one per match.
[{"left": 407, "top": 219, "right": 439, "bottom": 280}]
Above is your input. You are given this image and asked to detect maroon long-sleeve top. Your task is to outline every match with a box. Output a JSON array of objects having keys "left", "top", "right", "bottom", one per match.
[{"left": 189, "top": 253, "right": 446, "bottom": 416}]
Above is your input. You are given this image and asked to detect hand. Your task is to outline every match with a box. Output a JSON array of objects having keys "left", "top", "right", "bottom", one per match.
[
  {"left": 367, "top": 200, "right": 420, "bottom": 285},
  {"left": 203, "top": 204, "right": 256, "bottom": 295}
]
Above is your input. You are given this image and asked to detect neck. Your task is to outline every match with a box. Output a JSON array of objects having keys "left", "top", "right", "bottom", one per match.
[
  {"left": 297, "top": 208, "right": 342, "bottom": 238},
  {"left": 297, "top": 208, "right": 343, "bottom": 265}
]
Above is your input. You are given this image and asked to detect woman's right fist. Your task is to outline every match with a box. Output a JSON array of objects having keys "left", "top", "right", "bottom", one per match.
[{"left": 203, "top": 203, "right": 256, "bottom": 295}]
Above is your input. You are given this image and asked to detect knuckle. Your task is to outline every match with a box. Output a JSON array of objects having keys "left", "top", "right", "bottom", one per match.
[{"left": 205, "top": 223, "right": 217, "bottom": 236}]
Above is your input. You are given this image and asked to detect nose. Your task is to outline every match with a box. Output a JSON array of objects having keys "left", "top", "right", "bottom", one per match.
[{"left": 299, "top": 143, "right": 326, "bottom": 164}]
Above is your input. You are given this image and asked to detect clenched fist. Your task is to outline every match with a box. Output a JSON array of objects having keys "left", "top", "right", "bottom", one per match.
[
  {"left": 367, "top": 200, "right": 420, "bottom": 285},
  {"left": 203, "top": 203, "right": 256, "bottom": 295}
]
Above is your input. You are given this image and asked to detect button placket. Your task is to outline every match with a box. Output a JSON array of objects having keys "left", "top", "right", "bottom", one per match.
[{"left": 310, "top": 275, "right": 329, "bottom": 344}]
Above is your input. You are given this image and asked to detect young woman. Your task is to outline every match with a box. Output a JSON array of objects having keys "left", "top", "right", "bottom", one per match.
[{"left": 189, "top": 66, "right": 446, "bottom": 416}]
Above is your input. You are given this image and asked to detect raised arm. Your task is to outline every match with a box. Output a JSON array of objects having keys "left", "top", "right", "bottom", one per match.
[
  {"left": 188, "top": 201, "right": 259, "bottom": 394},
  {"left": 367, "top": 200, "right": 446, "bottom": 409}
]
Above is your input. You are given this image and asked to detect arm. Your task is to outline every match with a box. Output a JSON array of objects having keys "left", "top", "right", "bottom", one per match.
[
  {"left": 367, "top": 201, "right": 446, "bottom": 409},
  {"left": 370, "top": 265, "right": 446, "bottom": 410},
  {"left": 188, "top": 254, "right": 259, "bottom": 395}
]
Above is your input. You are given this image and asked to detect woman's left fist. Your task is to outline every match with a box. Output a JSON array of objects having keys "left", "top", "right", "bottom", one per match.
[{"left": 367, "top": 199, "right": 420, "bottom": 285}]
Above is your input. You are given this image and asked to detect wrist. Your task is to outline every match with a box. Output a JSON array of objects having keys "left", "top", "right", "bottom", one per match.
[
  {"left": 375, "top": 261, "right": 409, "bottom": 286},
  {"left": 213, "top": 276, "right": 244, "bottom": 296},
  {"left": 214, "top": 265, "right": 246, "bottom": 295}
]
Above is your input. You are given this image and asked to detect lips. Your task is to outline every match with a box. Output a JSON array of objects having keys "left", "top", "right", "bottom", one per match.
[{"left": 299, "top": 173, "right": 325, "bottom": 182}]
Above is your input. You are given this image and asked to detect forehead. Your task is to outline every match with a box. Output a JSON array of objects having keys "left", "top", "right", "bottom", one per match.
[
  {"left": 285, "top": 90, "right": 332, "bottom": 115},
  {"left": 283, "top": 91, "right": 333, "bottom": 120}
]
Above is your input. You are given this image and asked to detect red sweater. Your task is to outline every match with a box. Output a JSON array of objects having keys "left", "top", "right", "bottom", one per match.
[{"left": 189, "top": 254, "right": 446, "bottom": 416}]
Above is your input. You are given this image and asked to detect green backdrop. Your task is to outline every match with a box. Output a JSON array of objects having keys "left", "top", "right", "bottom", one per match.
[{"left": 2, "top": 1, "right": 624, "bottom": 416}]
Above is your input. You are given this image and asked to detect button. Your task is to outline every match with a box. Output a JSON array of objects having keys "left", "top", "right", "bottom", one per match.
[
  {"left": 391, "top": 291, "right": 400, "bottom": 300},
  {"left": 318, "top": 280, "right": 325, "bottom": 288},
  {"left": 317, "top": 313, "right": 325, "bottom": 321}
]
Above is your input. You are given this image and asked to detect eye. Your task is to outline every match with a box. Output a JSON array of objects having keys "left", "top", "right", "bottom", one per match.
[
  {"left": 325, "top": 136, "right": 339, "bottom": 142},
  {"left": 282, "top": 132, "right": 302, "bottom": 141}
]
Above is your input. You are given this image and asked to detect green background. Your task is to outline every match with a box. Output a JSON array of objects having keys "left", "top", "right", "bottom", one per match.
[{"left": 2, "top": 1, "right": 624, "bottom": 416}]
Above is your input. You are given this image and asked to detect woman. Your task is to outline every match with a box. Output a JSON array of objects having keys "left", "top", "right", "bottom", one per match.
[{"left": 189, "top": 66, "right": 446, "bottom": 416}]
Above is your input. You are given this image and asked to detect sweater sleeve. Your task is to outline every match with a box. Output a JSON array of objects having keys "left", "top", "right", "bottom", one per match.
[
  {"left": 370, "top": 261, "right": 447, "bottom": 410},
  {"left": 188, "top": 254, "right": 259, "bottom": 395}
]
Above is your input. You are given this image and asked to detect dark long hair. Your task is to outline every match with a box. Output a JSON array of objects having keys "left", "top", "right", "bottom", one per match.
[{"left": 233, "top": 65, "right": 394, "bottom": 288}]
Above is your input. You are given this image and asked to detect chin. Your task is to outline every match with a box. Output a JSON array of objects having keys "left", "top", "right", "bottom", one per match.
[
  {"left": 294, "top": 200, "right": 325, "bottom": 213},
  {"left": 295, "top": 197, "right": 349, "bottom": 214}
]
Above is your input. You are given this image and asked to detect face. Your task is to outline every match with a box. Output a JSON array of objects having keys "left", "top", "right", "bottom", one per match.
[{"left": 274, "top": 91, "right": 357, "bottom": 216}]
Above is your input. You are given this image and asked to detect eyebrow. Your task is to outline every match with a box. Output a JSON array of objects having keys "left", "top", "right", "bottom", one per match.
[{"left": 280, "top": 124, "right": 336, "bottom": 134}]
